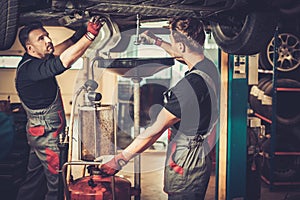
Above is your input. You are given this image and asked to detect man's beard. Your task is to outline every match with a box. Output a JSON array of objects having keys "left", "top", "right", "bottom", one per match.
[
  {"left": 47, "top": 43, "right": 54, "bottom": 54},
  {"left": 44, "top": 45, "right": 54, "bottom": 59}
]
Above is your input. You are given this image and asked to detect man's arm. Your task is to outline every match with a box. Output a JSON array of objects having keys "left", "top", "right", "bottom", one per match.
[
  {"left": 59, "top": 36, "right": 93, "bottom": 68},
  {"left": 53, "top": 39, "right": 74, "bottom": 56},
  {"left": 53, "top": 26, "right": 87, "bottom": 56},
  {"left": 58, "top": 16, "right": 103, "bottom": 68},
  {"left": 125, "top": 107, "right": 180, "bottom": 158},
  {"left": 140, "top": 30, "right": 183, "bottom": 60},
  {"left": 100, "top": 108, "right": 180, "bottom": 176}
]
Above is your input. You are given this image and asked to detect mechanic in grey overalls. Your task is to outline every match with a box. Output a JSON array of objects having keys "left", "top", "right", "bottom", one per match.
[
  {"left": 15, "top": 17, "right": 103, "bottom": 200},
  {"left": 100, "top": 17, "right": 220, "bottom": 200}
]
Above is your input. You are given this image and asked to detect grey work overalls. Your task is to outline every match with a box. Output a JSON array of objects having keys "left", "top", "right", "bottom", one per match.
[
  {"left": 163, "top": 69, "right": 217, "bottom": 200},
  {"left": 16, "top": 59, "right": 66, "bottom": 200}
]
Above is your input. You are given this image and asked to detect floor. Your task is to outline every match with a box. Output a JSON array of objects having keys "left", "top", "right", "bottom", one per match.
[
  {"left": 67, "top": 116, "right": 300, "bottom": 200},
  {"left": 108, "top": 151, "right": 300, "bottom": 200},
  {"left": 5, "top": 116, "right": 299, "bottom": 200}
]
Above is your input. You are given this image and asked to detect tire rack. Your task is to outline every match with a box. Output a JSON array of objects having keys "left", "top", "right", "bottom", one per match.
[{"left": 253, "top": 27, "right": 300, "bottom": 189}]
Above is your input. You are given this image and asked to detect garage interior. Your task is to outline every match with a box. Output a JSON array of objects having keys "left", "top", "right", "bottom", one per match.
[{"left": 0, "top": 9, "right": 300, "bottom": 200}]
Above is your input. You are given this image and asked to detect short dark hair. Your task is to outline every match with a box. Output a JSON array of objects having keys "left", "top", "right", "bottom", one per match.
[
  {"left": 169, "top": 17, "right": 205, "bottom": 52},
  {"left": 18, "top": 21, "right": 45, "bottom": 50}
]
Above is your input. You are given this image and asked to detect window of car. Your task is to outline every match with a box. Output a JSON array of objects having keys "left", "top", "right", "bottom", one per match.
[{"left": 0, "top": 56, "right": 83, "bottom": 69}]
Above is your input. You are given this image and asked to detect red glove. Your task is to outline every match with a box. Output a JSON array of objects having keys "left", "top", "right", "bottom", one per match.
[
  {"left": 85, "top": 16, "right": 105, "bottom": 41},
  {"left": 100, "top": 153, "right": 128, "bottom": 177}
]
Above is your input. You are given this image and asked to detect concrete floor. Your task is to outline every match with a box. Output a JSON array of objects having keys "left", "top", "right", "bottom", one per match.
[
  {"left": 114, "top": 151, "right": 300, "bottom": 200},
  {"left": 68, "top": 133, "right": 300, "bottom": 200},
  {"left": 69, "top": 150, "right": 300, "bottom": 199},
  {"left": 118, "top": 151, "right": 215, "bottom": 200}
]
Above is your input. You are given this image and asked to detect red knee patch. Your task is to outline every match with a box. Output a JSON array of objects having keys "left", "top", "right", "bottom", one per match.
[
  {"left": 46, "top": 148, "right": 59, "bottom": 174},
  {"left": 28, "top": 126, "right": 45, "bottom": 136},
  {"left": 169, "top": 143, "right": 184, "bottom": 175}
]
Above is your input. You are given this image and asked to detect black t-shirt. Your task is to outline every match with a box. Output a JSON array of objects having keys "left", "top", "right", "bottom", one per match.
[
  {"left": 15, "top": 53, "right": 66, "bottom": 109},
  {"left": 164, "top": 57, "right": 220, "bottom": 136}
]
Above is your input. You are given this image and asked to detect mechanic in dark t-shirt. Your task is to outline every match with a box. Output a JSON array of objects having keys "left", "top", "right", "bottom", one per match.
[
  {"left": 16, "top": 54, "right": 66, "bottom": 109},
  {"left": 15, "top": 17, "right": 104, "bottom": 200},
  {"left": 100, "top": 17, "right": 220, "bottom": 200},
  {"left": 165, "top": 58, "right": 219, "bottom": 137}
]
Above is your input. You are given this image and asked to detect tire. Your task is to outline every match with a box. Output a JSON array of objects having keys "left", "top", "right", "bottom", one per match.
[
  {"left": 259, "top": 31, "right": 300, "bottom": 72},
  {"left": 211, "top": 11, "right": 277, "bottom": 55},
  {"left": 0, "top": 0, "right": 18, "bottom": 50},
  {"left": 263, "top": 78, "right": 300, "bottom": 125},
  {"left": 262, "top": 136, "right": 300, "bottom": 182},
  {"left": 255, "top": 79, "right": 273, "bottom": 116},
  {"left": 249, "top": 77, "right": 271, "bottom": 113},
  {"left": 272, "top": 155, "right": 300, "bottom": 182}
]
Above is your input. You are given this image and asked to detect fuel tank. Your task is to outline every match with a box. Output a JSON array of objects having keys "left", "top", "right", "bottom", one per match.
[{"left": 78, "top": 104, "right": 116, "bottom": 161}]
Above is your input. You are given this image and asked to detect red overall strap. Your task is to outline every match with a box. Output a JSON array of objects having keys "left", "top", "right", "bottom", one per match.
[
  {"left": 168, "top": 143, "right": 184, "bottom": 175},
  {"left": 168, "top": 128, "right": 172, "bottom": 141},
  {"left": 53, "top": 110, "right": 64, "bottom": 138}
]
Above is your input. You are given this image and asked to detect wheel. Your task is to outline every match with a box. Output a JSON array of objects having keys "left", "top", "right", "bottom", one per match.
[
  {"left": 249, "top": 77, "right": 271, "bottom": 114},
  {"left": 261, "top": 135, "right": 300, "bottom": 181},
  {"left": 264, "top": 78, "right": 300, "bottom": 125},
  {"left": 211, "top": 11, "right": 277, "bottom": 55},
  {"left": 0, "top": 0, "right": 18, "bottom": 50},
  {"left": 259, "top": 31, "right": 300, "bottom": 71},
  {"left": 273, "top": 155, "right": 300, "bottom": 181}
]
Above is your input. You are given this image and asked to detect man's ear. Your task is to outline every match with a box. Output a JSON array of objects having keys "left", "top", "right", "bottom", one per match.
[{"left": 26, "top": 44, "right": 33, "bottom": 53}]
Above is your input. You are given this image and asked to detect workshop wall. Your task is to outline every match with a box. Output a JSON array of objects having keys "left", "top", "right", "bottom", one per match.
[{"left": 0, "top": 26, "right": 117, "bottom": 115}]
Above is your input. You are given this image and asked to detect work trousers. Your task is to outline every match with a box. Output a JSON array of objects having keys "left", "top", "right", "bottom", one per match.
[
  {"left": 164, "top": 131, "right": 212, "bottom": 200},
  {"left": 168, "top": 192, "right": 205, "bottom": 200},
  {"left": 16, "top": 90, "right": 65, "bottom": 200},
  {"left": 16, "top": 148, "right": 56, "bottom": 200}
]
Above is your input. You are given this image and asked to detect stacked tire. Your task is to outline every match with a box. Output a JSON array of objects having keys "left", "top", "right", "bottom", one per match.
[
  {"left": 251, "top": 25, "right": 300, "bottom": 183},
  {"left": 250, "top": 77, "right": 300, "bottom": 182},
  {"left": 249, "top": 78, "right": 300, "bottom": 125}
]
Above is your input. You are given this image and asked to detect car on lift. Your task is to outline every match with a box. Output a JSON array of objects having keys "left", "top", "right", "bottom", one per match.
[{"left": 1, "top": 0, "right": 300, "bottom": 60}]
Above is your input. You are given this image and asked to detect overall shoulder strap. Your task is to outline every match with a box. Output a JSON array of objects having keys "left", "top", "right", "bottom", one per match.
[
  {"left": 189, "top": 69, "right": 217, "bottom": 97},
  {"left": 16, "top": 59, "right": 31, "bottom": 72},
  {"left": 15, "top": 58, "right": 32, "bottom": 83},
  {"left": 189, "top": 69, "right": 219, "bottom": 139}
]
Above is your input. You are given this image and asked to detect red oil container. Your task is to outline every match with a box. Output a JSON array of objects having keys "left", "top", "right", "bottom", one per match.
[{"left": 69, "top": 175, "right": 138, "bottom": 200}]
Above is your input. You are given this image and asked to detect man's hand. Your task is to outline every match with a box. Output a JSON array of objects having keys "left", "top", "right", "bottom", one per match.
[
  {"left": 100, "top": 153, "right": 129, "bottom": 177},
  {"left": 140, "top": 31, "right": 163, "bottom": 46},
  {"left": 85, "top": 16, "right": 105, "bottom": 41}
]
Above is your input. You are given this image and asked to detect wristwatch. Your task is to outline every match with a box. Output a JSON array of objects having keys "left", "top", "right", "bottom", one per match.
[
  {"left": 117, "top": 159, "right": 127, "bottom": 167},
  {"left": 155, "top": 37, "right": 163, "bottom": 46}
]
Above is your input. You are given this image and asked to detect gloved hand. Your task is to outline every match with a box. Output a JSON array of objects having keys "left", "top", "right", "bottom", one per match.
[
  {"left": 85, "top": 16, "right": 105, "bottom": 41},
  {"left": 140, "top": 31, "right": 163, "bottom": 46},
  {"left": 100, "top": 153, "right": 129, "bottom": 177}
]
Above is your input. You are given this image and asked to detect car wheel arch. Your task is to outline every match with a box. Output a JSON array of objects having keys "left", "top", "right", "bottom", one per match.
[{"left": 210, "top": 11, "right": 278, "bottom": 55}]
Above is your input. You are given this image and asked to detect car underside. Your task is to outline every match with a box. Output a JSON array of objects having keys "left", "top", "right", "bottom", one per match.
[{"left": 1, "top": 0, "right": 300, "bottom": 56}]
